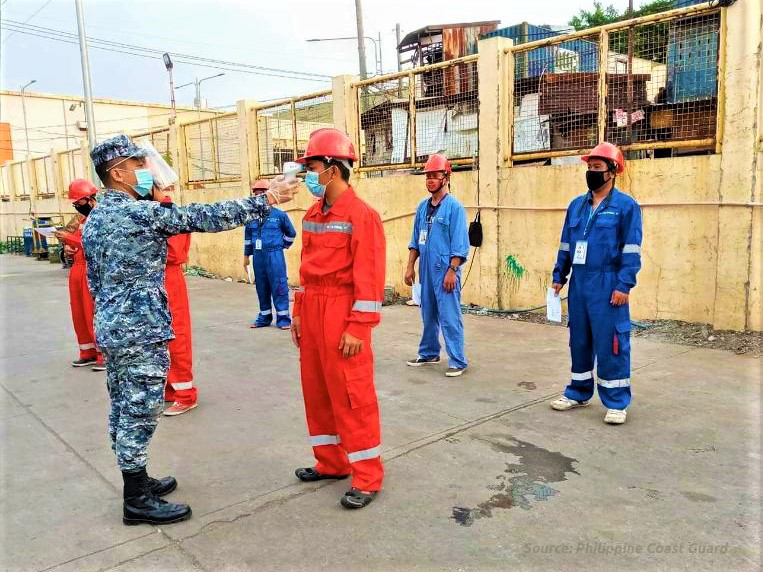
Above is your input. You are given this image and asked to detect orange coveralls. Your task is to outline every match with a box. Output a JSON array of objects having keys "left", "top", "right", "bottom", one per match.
[
  {"left": 164, "top": 234, "right": 196, "bottom": 405},
  {"left": 64, "top": 225, "right": 103, "bottom": 365},
  {"left": 293, "top": 187, "right": 386, "bottom": 492}
]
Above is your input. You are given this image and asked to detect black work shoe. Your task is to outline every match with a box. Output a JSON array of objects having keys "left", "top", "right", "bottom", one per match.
[
  {"left": 406, "top": 356, "right": 441, "bottom": 367},
  {"left": 295, "top": 467, "right": 350, "bottom": 482},
  {"left": 445, "top": 367, "right": 466, "bottom": 377},
  {"left": 91, "top": 364, "right": 106, "bottom": 372},
  {"left": 71, "top": 358, "right": 97, "bottom": 367},
  {"left": 147, "top": 475, "right": 177, "bottom": 497},
  {"left": 340, "top": 488, "right": 378, "bottom": 509},
  {"left": 123, "top": 493, "right": 192, "bottom": 525}
]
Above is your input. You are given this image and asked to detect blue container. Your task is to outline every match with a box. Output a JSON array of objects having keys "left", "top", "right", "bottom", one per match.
[
  {"left": 23, "top": 228, "right": 34, "bottom": 256},
  {"left": 665, "top": 13, "right": 719, "bottom": 103},
  {"left": 482, "top": 23, "right": 599, "bottom": 78}
]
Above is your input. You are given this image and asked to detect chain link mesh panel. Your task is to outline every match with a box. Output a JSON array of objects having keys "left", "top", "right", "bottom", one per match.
[{"left": 185, "top": 114, "right": 241, "bottom": 182}]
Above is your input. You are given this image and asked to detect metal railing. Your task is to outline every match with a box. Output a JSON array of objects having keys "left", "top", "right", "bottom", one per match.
[
  {"left": 58, "top": 148, "right": 86, "bottom": 192},
  {"left": 183, "top": 113, "right": 241, "bottom": 183},
  {"left": 32, "top": 155, "right": 56, "bottom": 198},
  {"left": 353, "top": 54, "right": 479, "bottom": 172},
  {"left": 506, "top": 2, "right": 723, "bottom": 162},
  {"left": 254, "top": 90, "right": 333, "bottom": 176}
]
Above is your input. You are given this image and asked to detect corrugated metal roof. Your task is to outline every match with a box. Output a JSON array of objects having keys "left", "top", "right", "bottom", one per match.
[{"left": 398, "top": 21, "right": 500, "bottom": 49}]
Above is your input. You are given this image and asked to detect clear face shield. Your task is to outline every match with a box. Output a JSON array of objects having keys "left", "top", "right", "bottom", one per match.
[{"left": 139, "top": 142, "right": 178, "bottom": 190}]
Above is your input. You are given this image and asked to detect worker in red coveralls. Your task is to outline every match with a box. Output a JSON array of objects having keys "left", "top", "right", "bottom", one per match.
[
  {"left": 291, "top": 128, "right": 386, "bottom": 509},
  {"left": 57, "top": 179, "right": 105, "bottom": 372},
  {"left": 160, "top": 196, "right": 197, "bottom": 416}
]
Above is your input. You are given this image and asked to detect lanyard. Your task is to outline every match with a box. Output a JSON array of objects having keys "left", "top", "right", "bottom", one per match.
[{"left": 578, "top": 190, "right": 613, "bottom": 238}]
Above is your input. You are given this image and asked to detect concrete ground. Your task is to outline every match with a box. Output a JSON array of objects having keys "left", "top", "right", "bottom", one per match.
[{"left": 0, "top": 254, "right": 760, "bottom": 572}]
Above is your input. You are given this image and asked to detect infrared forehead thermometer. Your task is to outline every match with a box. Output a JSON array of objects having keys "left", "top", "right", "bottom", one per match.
[{"left": 283, "top": 161, "right": 303, "bottom": 179}]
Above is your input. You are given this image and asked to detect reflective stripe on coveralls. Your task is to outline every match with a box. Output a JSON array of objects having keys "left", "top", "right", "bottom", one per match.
[
  {"left": 552, "top": 187, "right": 642, "bottom": 410},
  {"left": 293, "top": 187, "right": 386, "bottom": 491}
]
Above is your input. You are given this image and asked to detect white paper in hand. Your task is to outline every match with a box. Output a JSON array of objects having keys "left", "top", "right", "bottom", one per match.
[
  {"left": 546, "top": 288, "right": 562, "bottom": 322},
  {"left": 412, "top": 282, "right": 422, "bottom": 306},
  {"left": 246, "top": 265, "right": 255, "bottom": 285}
]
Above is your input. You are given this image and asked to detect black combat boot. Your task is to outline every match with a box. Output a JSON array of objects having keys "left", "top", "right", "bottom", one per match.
[
  {"left": 122, "top": 468, "right": 191, "bottom": 526},
  {"left": 147, "top": 475, "right": 177, "bottom": 497}
]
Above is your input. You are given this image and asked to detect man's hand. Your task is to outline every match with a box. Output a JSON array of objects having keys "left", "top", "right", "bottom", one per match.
[
  {"left": 610, "top": 290, "right": 629, "bottom": 306},
  {"left": 552, "top": 283, "right": 564, "bottom": 296},
  {"left": 404, "top": 266, "right": 416, "bottom": 287},
  {"left": 64, "top": 244, "right": 77, "bottom": 257},
  {"left": 339, "top": 331, "right": 363, "bottom": 358},
  {"left": 443, "top": 268, "right": 457, "bottom": 292},
  {"left": 53, "top": 230, "right": 65, "bottom": 240},
  {"left": 266, "top": 175, "right": 300, "bottom": 205},
  {"left": 243, "top": 255, "right": 250, "bottom": 267},
  {"left": 291, "top": 316, "right": 301, "bottom": 348}
]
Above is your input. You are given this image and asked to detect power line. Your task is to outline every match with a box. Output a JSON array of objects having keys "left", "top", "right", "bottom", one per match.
[
  {"left": 2, "top": 20, "right": 333, "bottom": 82},
  {"left": 1, "top": 0, "right": 53, "bottom": 44}
]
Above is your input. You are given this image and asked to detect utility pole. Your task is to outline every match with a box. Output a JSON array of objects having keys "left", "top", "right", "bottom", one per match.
[
  {"left": 74, "top": 0, "right": 97, "bottom": 154},
  {"left": 163, "top": 53, "right": 176, "bottom": 123},
  {"left": 20, "top": 80, "right": 36, "bottom": 160},
  {"left": 354, "top": 0, "right": 368, "bottom": 79},
  {"left": 395, "top": 23, "right": 402, "bottom": 71},
  {"left": 626, "top": 0, "right": 634, "bottom": 145}
]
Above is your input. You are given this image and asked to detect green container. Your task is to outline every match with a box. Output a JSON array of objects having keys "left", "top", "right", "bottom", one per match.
[{"left": 48, "top": 245, "right": 62, "bottom": 264}]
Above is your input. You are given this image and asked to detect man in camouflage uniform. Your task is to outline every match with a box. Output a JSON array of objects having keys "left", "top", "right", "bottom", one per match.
[{"left": 83, "top": 134, "right": 298, "bottom": 525}]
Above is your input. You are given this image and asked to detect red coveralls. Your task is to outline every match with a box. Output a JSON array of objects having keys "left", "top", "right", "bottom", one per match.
[
  {"left": 164, "top": 234, "right": 197, "bottom": 405},
  {"left": 293, "top": 187, "right": 386, "bottom": 492},
  {"left": 65, "top": 225, "right": 103, "bottom": 365}
]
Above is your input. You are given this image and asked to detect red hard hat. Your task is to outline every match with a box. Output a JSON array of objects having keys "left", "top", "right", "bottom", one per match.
[
  {"left": 68, "top": 179, "right": 98, "bottom": 201},
  {"left": 582, "top": 142, "right": 625, "bottom": 174},
  {"left": 296, "top": 128, "right": 357, "bottom": 164},
  {"left": 423, "top": 153, "right": 452, "bottom": 174},
  {"left": 251, "top": 178, "right": 269, "bottom": 191}
]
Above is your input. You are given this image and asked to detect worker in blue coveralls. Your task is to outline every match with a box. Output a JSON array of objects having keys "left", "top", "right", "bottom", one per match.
[
  {"left": 82, "top": 135, "right": 299, "bottom": 526},
  {"left": 243, "top": 178, "right": 297, "bottom": 329},
  {"left": 404, "top": 154, "right": 470, "bottom": 377},
  {"left": 550, "top": 142, "right": 642, "bottom": 425}
]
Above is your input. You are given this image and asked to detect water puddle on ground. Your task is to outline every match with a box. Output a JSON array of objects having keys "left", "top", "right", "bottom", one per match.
[{"left": 451, "top": 436, "right": 579, "bottom": 526}]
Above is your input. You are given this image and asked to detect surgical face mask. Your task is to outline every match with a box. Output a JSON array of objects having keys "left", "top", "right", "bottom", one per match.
[
  {"left": 305, "top": 167, "right": 330, "bottom": 198},
  {"left": 586, "top": 170, "right": 610, "bottom": 192},
  {"left": 133, "top": 168, "right": 155, "bottom": 198},
  {"left": 74, "top": 202, "right": 93, "bottom": 216}
]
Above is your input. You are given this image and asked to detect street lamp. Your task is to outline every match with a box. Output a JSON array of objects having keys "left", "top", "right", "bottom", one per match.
[
  {"left": 20, "top": 79, "right": 36, "bottom": 160},
  {"left": 176, "top": 73, "right": 225, "bottom": 180},
  {"left": 306, "top": 35, "right": 382, "bottom": 77},
  {"left": 163, "top": 53, "right": 176, "bottom": 121},
  {"left": 177, "top": 73, "right": 225, "bottom": 113}
]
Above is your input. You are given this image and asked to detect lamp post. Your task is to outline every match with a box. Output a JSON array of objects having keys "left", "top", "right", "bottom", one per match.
[
  {"left": 176, "top": 73, "right": 224, "bottom": 180},
  {"left": 20, "top": 79, "right": 36, "bottom": 160},
  {"left": 163, "top": 53, "right": 176, "bottom": 122},
  {"left": 306, "top": 35, "right": 382, "bottom": 76},
  {"left": 74, "top": 0, "right": 97, "bottom": 154}
]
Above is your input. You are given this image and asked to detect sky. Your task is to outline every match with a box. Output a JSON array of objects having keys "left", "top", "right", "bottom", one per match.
[{"left": 1, "top": 0, "right": 636, "bottom": 109}]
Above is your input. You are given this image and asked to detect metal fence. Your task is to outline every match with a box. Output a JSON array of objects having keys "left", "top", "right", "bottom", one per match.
[
  {"left": 32, "top": 155, "right": 55, "bottom": 197},
  {"left": 255, "top": 90, "right": 333, "bottom": 176},
  {"left": 10, "top": 161, "right": 31, "bottom": 198},
  {"left": 133, "top": 128, "right": 171, "bottom": 162},
  {"left": 507, "top": 3, "right": 723, "bottom": 162},
  {"left": 58, "top": 148, "right": 85, "bottom": 192},
  {"left": 354, "top": 54, "right": 479, "bottom": 172},
  {"left": 184, "top": 113, "right": 241, "bottom": 183}
]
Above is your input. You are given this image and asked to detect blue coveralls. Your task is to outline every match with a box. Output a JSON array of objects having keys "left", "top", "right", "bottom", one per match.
[
  {"left": 244, "top": 207, "right": 296, "bottom": 328},
  {"left": 552, "top": 187, "right": 643, "bottom": 410},
  {"left": 409, "top": 194, "right": 470, "bottom": 369}
]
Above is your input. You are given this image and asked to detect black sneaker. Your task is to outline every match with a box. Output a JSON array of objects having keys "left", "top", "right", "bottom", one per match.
[
  {"left": 71, "top": 358, "right": 97, "bottom": 367},
  {"left": 91, "top": 364, "right": 106, "bottom": 372},
  {"left": 445, "top": 367, "right": 466, "bottom": 377},
  {"left": 406, "top": 356, "right": 441, "bottom": 367}
]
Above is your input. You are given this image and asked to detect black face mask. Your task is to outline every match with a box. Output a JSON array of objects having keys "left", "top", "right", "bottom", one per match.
[
  {"left": 74, "top": 203, "right": 93, "bottom": 216},
  {"left": 586, "top": 170, "right": 611, "bottom": 192}
]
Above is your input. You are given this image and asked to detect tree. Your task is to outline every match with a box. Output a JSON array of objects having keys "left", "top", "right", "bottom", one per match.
[{"left": 569, "top": 0, "right": 677, "bottom": 63}]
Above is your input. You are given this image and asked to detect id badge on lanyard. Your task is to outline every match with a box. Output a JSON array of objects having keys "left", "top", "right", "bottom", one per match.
[
  {"left": 573, "top": 241, "right": 588, "bottom": 264},
  {"left": 255, "top": 239, "right": 263, "bottom": 251},
  {"left": 419, "top": 229, "right": 428, "bottom": 245}
]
